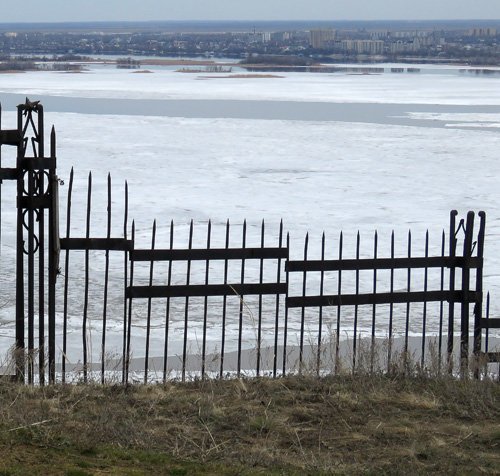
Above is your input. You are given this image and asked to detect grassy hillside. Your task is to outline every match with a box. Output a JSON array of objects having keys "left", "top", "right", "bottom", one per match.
[{"left": 0, "top": 375, "right": 498, "bottom": 475}]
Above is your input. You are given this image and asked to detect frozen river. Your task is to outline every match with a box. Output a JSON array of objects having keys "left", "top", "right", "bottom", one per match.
[{"left": 0, "top": 62, "right": 499, "bottom": 370}]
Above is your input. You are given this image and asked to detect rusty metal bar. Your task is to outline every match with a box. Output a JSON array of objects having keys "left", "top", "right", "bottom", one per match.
[
  {"left": 101, "top": 174, "right": 112, "bottom": 384},
  {"left": 317, "top": 232, "right": 325, "bottom": 376},
  {"left": 335, "top": 231, "right": 343, "bottom": 375},
  {"left": 447, "top": 210, "right": 458, "bottom": 373},
  {"left": 27, "top": 170, "right": 35, "bottom": 386},
  {"left": 404, "top": 230, "right": 412, "bottom": 356},
  {"left": 48, "top": 127, "right": 59, "bottom": 384},
  {"left": 37, "top": 106, "right": 45, "bottom": 383},
  {"left": 282, "top": 232, "right": 290, "bottom": 376},
  {"left": 121, "top": 181, "right": 129, "bottom": 383},
  {"left": 162, "top": 221, "right": 174, "bottom": 381},
  {"left": 273, "top": 220, "right": 283, "bottom": 378},
  {"left": 131, "top": 247, "right": 287, "bottom": 261},
  {"left": 237, "top": 220, "right": 247, "bottom": 377},
  {"left": 370, "top": 231, "right": 378, "bottom": 373},
  {"left": 0, "top": 129, "right": 22, "bottom": 146},
  {"left": 82, "top": 172, "right": 92, "bottom": 383},
  {"left": 181, "top": 220, "right": 194, "bottom": 382},
  {"left": 62, "top": 168, "right": 74, "bottom": 383},
  {"left": 201, "top": 220, "right": 211, "bottom": 379},
  {"left": 144, "top": 220, "right": 156, "bottom": 384},
  {"left": 485, "top": 292, "right": 490, "bottom": 352},
  {"left": 125, "top": 221, "right": 135, "bottom": 384},
  {"left": 162, "top": 220, "right": 174, "bottom": 383},
  {"left": 0, "top": 168, "right": 19, "bottom": 180},
  {"left": 460, "top": 211, "right": 475, "bottom": 376},
  {"left": 473, "top": 211, "right": 486, "bottom": 378},
  {"left": 21, "top": 157, "right": 55, "bottom": 171},
  {"left": 15, "top": 103, "right": 25, "bottom": 382},
  {"left": 256, "top": 220, "right": 264, "bottom": 377},
  {"left": 18, "top": 196, "right": 51, "bottom": 209},
  {"left": 285, "top": 255, "right": 481, "bottom": 272},
  {"left": 353, "top": 232, "right": 360, "bottom": 372},
  {"left": 60, "top": 237, "right": 133, "bottom": 251},
  {"left": 387, "top": 231, "right": 395, "bottom": 371},
  {"left": 438, "top": 230, "right": 445, "bottom": 373},
  {"left": 480, "top": 318, "right": 500, "bottom": 329},
  {"left": 219, "top": 220, "right": 230, "bottom": 379},
  {"left": 299, "top": 233, "right": 308, "bottom": 373},
  {"left": 421, "top": 231, "right": 429, "bottom": 369},
  {"left": 287, "top": 290, "right": 477, "bottom": 308},
  {"left": 38, "top": 159, "right": 45, "bottom": 384}
]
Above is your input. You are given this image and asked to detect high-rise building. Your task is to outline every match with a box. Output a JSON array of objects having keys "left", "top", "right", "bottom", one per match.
[{"left": 310, "top": 29, "right": 335, "bottom": 49}]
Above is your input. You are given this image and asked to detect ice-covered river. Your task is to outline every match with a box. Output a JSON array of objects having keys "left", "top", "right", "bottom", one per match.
[{"left": 0, "top": 62, "right": 499, "bottom": 369}]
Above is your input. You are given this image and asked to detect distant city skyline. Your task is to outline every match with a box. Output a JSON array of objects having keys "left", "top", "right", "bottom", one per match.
[{"left": 1, "top": 0, "right": 500, "bottom": 23}]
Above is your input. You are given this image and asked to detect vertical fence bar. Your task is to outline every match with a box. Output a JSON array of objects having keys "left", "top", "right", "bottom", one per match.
[
  {"left": 125, "top": 221, "right": 135, "bottom": 384},
  {"left": 37, "top": 108, "right": 45, "bottom": 385},
  {"left": 27, "top": 158, "right": 35, "bottom": 384},
  {"left": 256, "top": 220, "right": 264, "bottom": 377},
  {"left": 101, "top": 174, "right": 112, "bottom": 384},
  {"left": 485, "top": 292, "right": 490, "bottom": 356},
  {"left": 421, "top": 230, "right": 429, "bottom": 369},
  {"left": 317, "top": 232, "right": 325, "bottom": 376},
  {"left": 201, "top": 220, "right": 211, "bottom": 379},
  {"left": 387, "top": 231, "right": 395, "bottom": 372},
  {"left": 370, "top": 231, "right": 378, "bottom": 373},
  {"left": 15, "top": 104, "right": 25, "bottom": 382},
  {"left": 460, "top": 211, "right": 475, "bottom": 376},
  {"left": 237, "top": 220, "right": 247, "bottom": 377},
  {"left": 473, "top": 211, "right": 485, "bottom": 379},
  {"left": 282, "top": 233, "right": 290, "bottom": 376},
  {"left": 447, "top": 210, "right": 458, "bottom": 373},
  {"left": 144, "top": 220, "right": 156, "bottom": 384},
  {"left": 273, "top": 220, "right": 283, "bottom": 378},
  {"left": 163, "top": 220, "right": 174, "bottom": 383},
  {"left": 82, "top": 172, "right": 92, "bottom": 383},
  {"left": 38, "top": 176, "right": 45, "bottom": 384},
  {"left": 62, "top": 168, "right": 74, "bottom": 383},
  {"left": 438, "top": 230, "right": 445, "bottom": 373},
  {"left": 353, "top": 231, "right": 360, "bottom": 373},
  {"left": 219, "top": 220, "right": 230, "bottom": 379},
  {"left": 121, "top": 182, "right": 129, "bottom": 383},
  {"left": 335, "top": 232, "right": 343, "bottom": 374},
  {"left": 48, "top": 126, "right": 57, "bottom": 384},
  {"left": 299, "top": 233, "right": 308, "bottom": 373},
  {"left": 181, "top": 220, "right": 193, "bottom": 382},
  {"left": 404, "top": 230, "right": 412, "bottom": 358}
]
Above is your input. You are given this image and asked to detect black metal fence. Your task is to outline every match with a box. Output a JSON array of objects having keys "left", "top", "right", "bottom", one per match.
[{"left": 0, "top": 101, "right": 498, "bottom": 385}]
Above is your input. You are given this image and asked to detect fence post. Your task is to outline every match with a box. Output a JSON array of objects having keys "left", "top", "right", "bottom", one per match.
[
  {"left": 447, "top": 210, "right": 458, "bottom": 374},
  {"left": 48, "top": 127, "right": 58, "bottom": 384},
  {"left": 15, "top": 103, "right": 26, "bottom": 382},
  {"left": 460, "top": 211, "right": 475, "bottom": 377},
  {"left": 473, "top": 211, "right": 486, "bottom": 379}
]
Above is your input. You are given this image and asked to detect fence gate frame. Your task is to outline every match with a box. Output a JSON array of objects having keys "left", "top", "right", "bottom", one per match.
[{"left": 0, "top": 99, "right": 59, "bottom": 383}]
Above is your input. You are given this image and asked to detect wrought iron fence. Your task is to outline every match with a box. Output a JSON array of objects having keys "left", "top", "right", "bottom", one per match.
[{"left": 0, "top": 100, "right": 498, "bottom": 385}]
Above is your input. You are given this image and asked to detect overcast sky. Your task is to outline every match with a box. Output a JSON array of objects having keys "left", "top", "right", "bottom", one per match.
[{"left": 1, "top": 0, "right": 499, "bottom": 23}]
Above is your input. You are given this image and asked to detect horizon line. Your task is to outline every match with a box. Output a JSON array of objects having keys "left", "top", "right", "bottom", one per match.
[{"left": 1, "top": 19, "right": 500, "bottom": 24}]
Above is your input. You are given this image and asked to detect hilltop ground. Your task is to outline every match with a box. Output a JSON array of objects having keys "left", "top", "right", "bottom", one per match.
[{"left": 0, "top": 374, "right": 498, "bottom": 475}]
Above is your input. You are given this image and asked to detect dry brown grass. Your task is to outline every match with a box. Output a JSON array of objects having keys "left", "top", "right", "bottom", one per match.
[{"left": 0, "top": 374, "right": 498, "bottom": 475}]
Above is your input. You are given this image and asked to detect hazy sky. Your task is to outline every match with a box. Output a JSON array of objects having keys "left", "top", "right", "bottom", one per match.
[{"left": 1, "top": 0, "right": 500, "bottom": 23}]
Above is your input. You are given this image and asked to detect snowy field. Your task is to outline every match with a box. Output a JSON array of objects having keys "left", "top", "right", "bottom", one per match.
[{"left": 0, "top": 63, "right": 499, "bottom": 368}]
